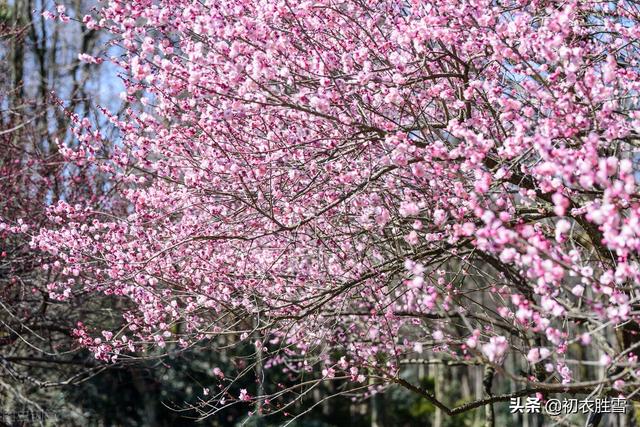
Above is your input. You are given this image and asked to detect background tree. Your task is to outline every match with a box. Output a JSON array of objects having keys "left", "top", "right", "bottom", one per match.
[{"left": 0, "top": 1, "right": 123, "bottom": 424}]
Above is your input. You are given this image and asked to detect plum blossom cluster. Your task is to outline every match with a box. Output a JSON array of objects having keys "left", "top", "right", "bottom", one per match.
[{"left": 34, "top": 0, "right": 640, "bottom": 417}]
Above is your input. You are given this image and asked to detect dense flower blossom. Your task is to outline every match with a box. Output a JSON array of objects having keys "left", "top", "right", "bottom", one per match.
[{"left": 33, "top": 0, "right": 640, "bottom": 419}]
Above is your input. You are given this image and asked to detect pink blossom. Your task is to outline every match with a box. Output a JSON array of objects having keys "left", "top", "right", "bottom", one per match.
[
  {"left": 527, "top": 347, "right": 551, "bottom": 364},
  {"left": 322, "top": 368, "right": 335, "bottom": 379},
  {"left": 580, "top": 333, "right": 592, "bottom": 346},
  {"left": 399, "top": 201, "right": 420, "bottom": 217},
  {"left": 613, "top": 380, "right": 625, "bottom": 391},
  {"left": 481, "top": 336, "right": 509, "bottom": 363},
  {"left": 78, "top": 54, "right": 103, "bottom": 65},
  {"left": 42, "top": 11, "right": 56, "bottom": 20}
]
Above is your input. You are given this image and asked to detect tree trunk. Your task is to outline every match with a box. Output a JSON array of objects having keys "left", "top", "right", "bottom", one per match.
[
  {"left": 434, "top": 363, "right": 444, "bottom": 427},
  {"left": 483, "top": 365, "right": 495, "bottom": 427}
]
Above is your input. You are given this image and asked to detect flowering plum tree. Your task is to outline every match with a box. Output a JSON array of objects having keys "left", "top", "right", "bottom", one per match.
[
  {"left": 0, "top": 1, "right": 128, "bottom": 422},
  {"left": 34, "top": 0, "right": 640, "bottom": 424}
]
